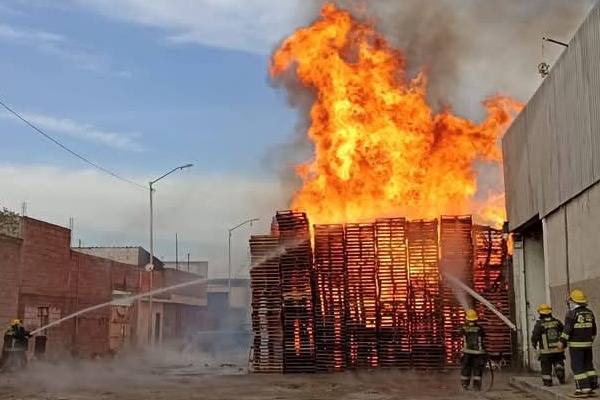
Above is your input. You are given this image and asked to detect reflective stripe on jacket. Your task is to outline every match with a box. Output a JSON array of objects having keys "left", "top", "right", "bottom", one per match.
[
  {"left": 461, "top": 322, "right": 486, "bottom": 355},
  {"left": 532, "top": 316, "right": 564, "bottom": 354},
  {"left": 561, "top": 307, "right": 597, "bottom": 348}
]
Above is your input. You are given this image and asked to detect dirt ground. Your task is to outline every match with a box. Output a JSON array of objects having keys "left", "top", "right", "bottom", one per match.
[{"left": 0, "top": 351, "right": 534, "bottom": 400}]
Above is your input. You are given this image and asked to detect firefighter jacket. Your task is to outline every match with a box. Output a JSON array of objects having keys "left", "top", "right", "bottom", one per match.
[
  {"left": 461, "top": 321, "right": 486, "bottom": 355},
  {"left": 3, "top": 325, "right": 30, "bottom": 351},
  {"left": 531, "top": 315, "right": 564, "bottom": 354},
  {"left": 560, "top": 306, "right": 597, "bottom": 348}
]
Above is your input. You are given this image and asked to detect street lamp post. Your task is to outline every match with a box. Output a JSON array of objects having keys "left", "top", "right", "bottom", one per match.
[
  {"left": 146, "top": 163, "right": 193, "bottom": 345},
  {"left": 228, "top": 218, "right": 259, "bottom": 297}
]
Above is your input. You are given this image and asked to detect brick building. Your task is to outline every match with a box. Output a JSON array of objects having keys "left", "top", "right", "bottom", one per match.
[{"left": 0, "top": 216, "right": 208, "bottom": 359}]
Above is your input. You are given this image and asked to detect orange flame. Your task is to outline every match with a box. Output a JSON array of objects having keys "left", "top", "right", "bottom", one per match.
[{"left": 270, "top": 4, "right": 523, "bottom": 227}]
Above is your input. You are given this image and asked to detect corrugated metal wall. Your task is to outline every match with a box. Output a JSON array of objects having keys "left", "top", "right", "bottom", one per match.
[{"left": 503, "top": 2, "right": 600, "bottom": 230}]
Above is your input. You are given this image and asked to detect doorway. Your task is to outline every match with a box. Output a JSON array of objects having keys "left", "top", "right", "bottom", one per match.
[
  {"left": 154, "top": 312, "right": 161, "bottom": 344},
  {"left": 523, "top": 228, "right": 547, "bottom": 370}
]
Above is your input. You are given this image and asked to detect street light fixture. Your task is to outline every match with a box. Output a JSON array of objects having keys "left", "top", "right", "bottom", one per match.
[
  {"left": 228, "top": 218, "right": 259, "bottom": 294},
  {"left": 145, "top": 163, "right": 193, "bottom": 345}
]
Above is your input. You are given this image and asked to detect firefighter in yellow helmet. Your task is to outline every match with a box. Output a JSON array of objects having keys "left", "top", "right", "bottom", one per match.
[
  {"left": 1, "top": 318, "right": 31, "bottom": 370},
  {"left": 559, "top": 290, "right": 598, "bottom": 398},
  {"left": 460, "top": 309, "right": 486, "bottom": 391},
  {"left": 531, "top": 304, "right": 565, "bottom": 386}
]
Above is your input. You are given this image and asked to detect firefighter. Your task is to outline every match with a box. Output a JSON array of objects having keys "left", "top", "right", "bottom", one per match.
[
  {"left": 531, "top": 303, "right": 566, "bottom": 386},
  {"left": 460, "top": 309, "right": 487, "bottom": 391},
  {"left": 559, "top": 289, "right": 598, "bottom": 398},
  {"left": 1, "top": 319, "right": 31, "bottom": 370}
]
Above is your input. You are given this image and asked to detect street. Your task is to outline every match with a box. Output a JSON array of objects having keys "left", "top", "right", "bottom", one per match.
[{"left": 0, "top": 352, "right": 536, "bottom": 400}]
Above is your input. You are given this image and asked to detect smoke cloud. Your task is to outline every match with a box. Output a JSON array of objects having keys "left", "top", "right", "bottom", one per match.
[{"left": 268, "top": 0, "right": 594, "bottom": 202}]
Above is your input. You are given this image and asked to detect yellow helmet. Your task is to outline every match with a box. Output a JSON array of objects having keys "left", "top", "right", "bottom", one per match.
[
  {"left": 10, "top": 318, "right": 21, "bottom": 326},
  {"left": 466, "top": 309, "right": 479, "bottom": 321},
  {"left": 570, "top": 289, "right": 588, "bottom": 304},
  {"left": 538, "top": 303, "right": 552, "bottom": 315}
]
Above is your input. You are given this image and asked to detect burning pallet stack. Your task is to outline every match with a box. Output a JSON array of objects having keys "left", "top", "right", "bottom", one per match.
[
  {"left": 375, "top": 218, "right": 411, "bottom": 368},
  {"left": 440, "top": 216, "right": 475, "bottom": 366},
  {"left": 249, "top": 235, "right": 284, "bottom": 373},
  {"left": 345, "top": 223, "right": 379, "bottom": 368},
  {"left": 249, "top": 211, "right": 512, "bottom": 374},
  {"left": 407, "top": 220, "right": 446, "bottom": 369},
  {"left": 473, "top": 226, "right": 512, "bottom": 359},
  {"left": 313, "top": 224, "right": 346, "bottom": 371},
  {"left": 275, "top": 211, "right": 316, "bottom": 373}
]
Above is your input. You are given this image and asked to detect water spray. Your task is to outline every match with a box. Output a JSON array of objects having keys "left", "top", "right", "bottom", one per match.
[
  {"left": 442, "top": 272, "right": 517, "bottom": 332},
  {"left": 31, "top": 239, "right": 306, "bottom": 335},
  {"left": 31, "top": 277, "right": 209, "bottom": 335}
]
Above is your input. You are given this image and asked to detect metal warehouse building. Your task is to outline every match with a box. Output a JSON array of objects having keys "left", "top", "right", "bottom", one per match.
[{"left": 503, "top": 2, "right": 600, "bottom": 371}]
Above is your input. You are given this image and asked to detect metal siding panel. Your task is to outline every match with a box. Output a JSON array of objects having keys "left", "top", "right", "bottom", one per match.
[
  {"left": 553, "top": 57, "right": 571, "bottom": 207},
  {"left": 503, "top": 2, "right": 600, "bottom": 228},
  {"left": 504, "top": 112, "right": 535, "bottom": 229},
  {"left": 571, "top": 38, "right": 595, "bottom": 194},
  {"left": 582, "top": 6, "right": 600, "bottom": 183},
  {"left": 528, "top": 81, "right": 559, "bottom": 217}
]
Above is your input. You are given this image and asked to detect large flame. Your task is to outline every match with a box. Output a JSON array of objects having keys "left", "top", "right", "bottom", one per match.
[{"left": 270, "top": 3, "right": 523, "bottom": 227}]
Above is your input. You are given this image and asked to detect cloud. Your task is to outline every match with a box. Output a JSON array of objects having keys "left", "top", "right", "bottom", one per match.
[
  {"left": 72, "top": 0, "right": 305, "bottom": 54},
  {"left": 0, "top": 23, "right": 65, "bottom": 45},
  {"left": 0, "top": 22, "right": 131, "bottom": 78},
  {"left": 0, "top": 165, "right": 286, "bottom": 278},
  {"left": 0, "top": 111, "right": 143, "bottom": 151}
]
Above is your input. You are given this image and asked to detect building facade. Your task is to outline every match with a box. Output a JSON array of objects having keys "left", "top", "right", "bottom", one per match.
[
  {"left": 0, "top": 216, "right": 208, "bottom": 359},
  {"left": 502, "top": 2, "right": 600, "bottom": 370}
]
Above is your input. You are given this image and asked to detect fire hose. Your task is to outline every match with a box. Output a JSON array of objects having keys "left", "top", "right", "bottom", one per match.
[{"left": 484, "top": 358, "right": 495, "bottom": 392}]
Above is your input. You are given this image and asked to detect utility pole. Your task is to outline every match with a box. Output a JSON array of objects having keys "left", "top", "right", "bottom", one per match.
[
  {"left": 228, "top": 218, "right": 259, "bottom": 309},
  {"left": 147, "top": 163, "right": 193, "bottom": 346},
  {"left": 176, "top": 233, "right": 179, "bottom": 270}
]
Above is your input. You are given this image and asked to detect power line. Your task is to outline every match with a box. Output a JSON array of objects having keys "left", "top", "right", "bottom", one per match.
[{"left": 0, "top": 97, "right": 146, "bottom": 190}]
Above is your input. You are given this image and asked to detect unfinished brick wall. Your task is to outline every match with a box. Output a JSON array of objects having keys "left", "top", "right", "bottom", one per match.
[
  {"left": 69, "top": 252, "right": 113, "bottom": 357},
  {"left": 18, "top": 218, "right": 73, "bottom": 358},
  {"left": 0, "top": 234, "right": 22, "bottom": 330}
]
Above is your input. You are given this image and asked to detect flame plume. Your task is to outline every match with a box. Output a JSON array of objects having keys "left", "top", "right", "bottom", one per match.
[{"left": 270, "top": 3, "right": 523, "bottom": 227}]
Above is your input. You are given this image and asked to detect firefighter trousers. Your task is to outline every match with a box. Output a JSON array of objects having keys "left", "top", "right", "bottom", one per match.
[
  {"left": 460, "top": 354, "right": 486, "bottom": 390},
  {"left": 539, "top": 353, "right": 565, "bottom": 385},
  {"left": 570, "top": 348, "right": 598, "bottom": 392}
]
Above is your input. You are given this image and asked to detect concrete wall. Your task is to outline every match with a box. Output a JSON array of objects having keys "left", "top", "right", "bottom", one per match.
[
  {"left": 77, "top": 247, "right": 145, "bottom": 266},
  {"left": 161, "top": 269, "right": 207, "bottom": 301},
  {"left": 544, "top": 182, "right": 600, "bottom": 369}
]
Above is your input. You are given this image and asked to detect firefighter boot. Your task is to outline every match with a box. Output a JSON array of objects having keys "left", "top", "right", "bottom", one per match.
[
  {"left": 461, "top": 376, "right": 470, "bottom": 390},
  {"left": 472, "top": 377, "right": 482, "bottom": 391},
  {"left": 542, "top": 379, "right": 553, "bottom": 387},
  {"left": 590, "top": 376, "right": 599, "bottom": 391},
  {"left": 556, "top": 366, "right": 566, "bottom": 385}
]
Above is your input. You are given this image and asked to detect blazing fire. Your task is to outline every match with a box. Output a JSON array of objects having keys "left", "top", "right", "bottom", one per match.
[{"left": 270, "top": 3, "right": 523, "bottom": 228}]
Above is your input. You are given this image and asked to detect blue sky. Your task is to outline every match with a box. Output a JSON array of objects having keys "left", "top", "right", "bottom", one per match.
[
  {"left": 0, "top": 0, "right": 309, "bottom": 277},
  {"left": 0, "top": 0, "right": 592, "bottom": 278}
]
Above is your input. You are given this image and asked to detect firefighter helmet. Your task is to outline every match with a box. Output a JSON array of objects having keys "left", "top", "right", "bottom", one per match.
[
  {"left": 570, "top": 289, "right": 588, "bottom": 305},
  {"left": 538, "top": 303, "right": 552, "bottom": 315},
  {"left": 466, "top": 309, "right": 479, "bottom": 321},
  {"left": 10, "top": 318, "right": 21, "bottom": 326}
]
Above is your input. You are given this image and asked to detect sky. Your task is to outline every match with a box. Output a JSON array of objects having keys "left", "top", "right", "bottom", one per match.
[
  {"left": 0, "top": 0, "right": 312, "bottom": 278},
  {"left": 0, "top": 0, "right": 593, "bottom": 278}
]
